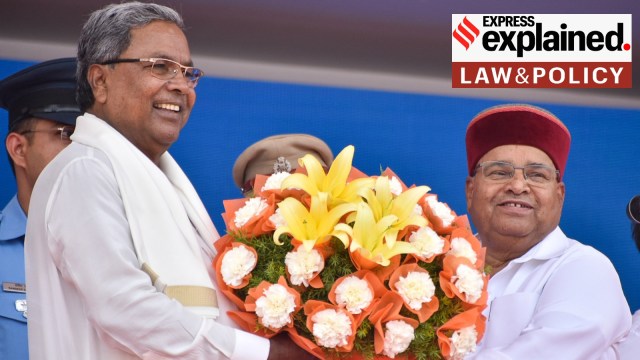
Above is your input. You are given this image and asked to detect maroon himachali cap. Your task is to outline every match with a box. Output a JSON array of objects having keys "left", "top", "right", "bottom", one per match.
[{"left": 465, "top": 104, "right": 572, "bottom": 180}]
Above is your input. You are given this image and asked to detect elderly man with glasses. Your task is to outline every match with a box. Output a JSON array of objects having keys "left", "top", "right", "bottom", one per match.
[
  {"left": 24, "top": 2, "right": 312, "bottom": 360},
  {"left": 463, "top": 104, "right": 631, "bottom": 359},
  {"left": 0, "top": 57, "right": 80, "bottom": 360}
]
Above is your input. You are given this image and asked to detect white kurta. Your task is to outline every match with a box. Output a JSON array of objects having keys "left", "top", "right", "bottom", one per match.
[
  {"left": 25, "top": 142, "right": 269, "bottom": 359},
  {"left": 467, "top": 227, "right": 631, "bottom": 360},
  {"left": 615, "top": 310, "right": 640, "bottom": 359}
]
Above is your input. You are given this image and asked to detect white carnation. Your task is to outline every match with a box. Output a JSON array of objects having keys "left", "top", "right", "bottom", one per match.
[
  {"left": 395, "top": 271, "right": 435, "bottom": 310},
  {"left": 426, "top": 197, "right": 455, "bottom": 227},
  {"left": 255, "top": 284, "right": 297, "bottom": 329},
  {"left": 268, "top": 208, "right": 287, "bottom": 228},
  {"left": 220, "top": 245, "right": 257, "bottom": 287},
  {"left": 335, "top": 276, "right": 374, "bottom": 314},
  {"left": 234, "top": 197, "right": 268, "bottom": 228},
  {"left": 409, "top": 226, "right": 445, "bottom": 259},
  {"left": 261, "top": 171, "right": 291, "bottom": 191},
  {"left": 447, "top": 237, "right": 477, "bottom": 264},
  {"left": 452, "top": 264, "right": 484, "bottom": 303},
  {"left": 389, "top": 176, "right": 403, "bottom": 196},
  {"left": 311, "top": 309, "right": 353, "bottom": 348},
  {"left": 412, "top": 204, "right": 423, "bottom": 216},
  {"left": 382, "top": 320, "right": 415, "bottom": 358},
  {"left": 449, "top": 325, "right": 478, "bottom": 360},
  {"left": 285, "top": 247, "right": 324, "bottom": 287}
]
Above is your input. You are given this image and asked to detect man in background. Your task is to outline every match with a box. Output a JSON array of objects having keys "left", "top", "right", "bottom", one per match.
[
  {"left": 0, "top": 57, "right": 80, "bottom": 359},
  {"left": 233, "top": 133, "right": 334, "bottom": 197}
]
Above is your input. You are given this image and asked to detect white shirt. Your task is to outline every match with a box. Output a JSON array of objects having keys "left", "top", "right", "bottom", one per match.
[
  {"left": 468, "top": 227, "right": 631, "bottom": 360},
  {"left": 25, "top": 143, "right": 269, "bottom": 360},
  {"left": 615, "top": 310, "right": 640, "bottom": 359}
]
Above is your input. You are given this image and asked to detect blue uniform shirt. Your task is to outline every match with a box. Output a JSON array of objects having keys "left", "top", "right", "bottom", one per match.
[{"left": 0, "top": 195, "right": 28, "bottom": 359}]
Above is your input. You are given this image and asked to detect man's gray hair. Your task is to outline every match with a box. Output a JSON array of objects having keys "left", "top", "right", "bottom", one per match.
[{"left": 76, "top": 1, "right": 185, "bottom": 111}]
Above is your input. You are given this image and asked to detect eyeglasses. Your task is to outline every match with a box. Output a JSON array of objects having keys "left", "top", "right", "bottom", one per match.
[
  {"left": 100, "top": 58, "right": 204, "bottom": 88},
  {"left": 20, "top": 126, "right": 75, "bottom": 141},
  {"left": 474, "top": 161, "right": 559, "bottom": 186}
]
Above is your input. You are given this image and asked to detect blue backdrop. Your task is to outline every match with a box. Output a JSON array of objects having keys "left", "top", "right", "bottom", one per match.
[{"left": 1, "top": 59, "right": 639, "bottom": 311}]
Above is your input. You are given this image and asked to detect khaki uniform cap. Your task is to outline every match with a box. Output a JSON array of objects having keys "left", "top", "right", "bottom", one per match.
[{"left": 232, "top": 134, "right": 334, "bottom": 190}]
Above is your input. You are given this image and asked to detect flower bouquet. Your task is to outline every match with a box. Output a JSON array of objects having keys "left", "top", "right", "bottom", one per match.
[{"left": 214, "top": 145, "right": 488, "bottom": 360}]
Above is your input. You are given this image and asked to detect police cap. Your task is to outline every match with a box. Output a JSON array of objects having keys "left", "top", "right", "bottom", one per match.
[{"left": 0, "top": 58, "right": 81, "bottom": 130}]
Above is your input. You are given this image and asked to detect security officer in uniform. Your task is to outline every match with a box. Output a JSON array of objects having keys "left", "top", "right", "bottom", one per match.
[
  {"left": 232, "top": 133, "right": 334, "bottom": 197},
  {"left": 0, "top": 58, "right": 80, "bottom": 359}
]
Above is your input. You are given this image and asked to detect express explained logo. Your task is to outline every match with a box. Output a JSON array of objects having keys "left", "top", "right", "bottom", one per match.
[
  {"left": 451, "top": 14, "right": 632, "bottom": 89},
  {"left": 453, "top": 15, "right": 631, "bottom": 56},
  {"left": 452, "top": 16, "right": 480, "bottom": 50}
]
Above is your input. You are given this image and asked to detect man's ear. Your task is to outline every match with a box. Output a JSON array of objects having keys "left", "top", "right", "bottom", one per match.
[
  {"left": 87, "top": 64, "right": 108, "bottom": 104},
  {"left": 465, "top": 176, "right": 475, "bottom": 213},
  {"left": 557, "top": 181, "right": 566, "bottom": 203},
  {"left": 6, "top": 132, "right": 28, "bottom": 171}
]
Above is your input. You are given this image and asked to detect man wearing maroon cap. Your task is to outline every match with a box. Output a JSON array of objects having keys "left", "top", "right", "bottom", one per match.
[{"left": 464, "top": 104, "right": 630, "bottom": 359}]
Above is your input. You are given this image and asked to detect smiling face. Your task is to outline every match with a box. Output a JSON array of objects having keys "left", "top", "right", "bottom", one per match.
[
  {"left": 465, "top": 144, "right": 565, "bottom": 260},
  {"left": 88, "top": 20, "right": 195, "bottom": 163}
]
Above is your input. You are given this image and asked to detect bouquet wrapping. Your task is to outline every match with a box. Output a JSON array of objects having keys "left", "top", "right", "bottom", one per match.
[{"left": 214, "top": 145, "right": 488, "bottom": 359}]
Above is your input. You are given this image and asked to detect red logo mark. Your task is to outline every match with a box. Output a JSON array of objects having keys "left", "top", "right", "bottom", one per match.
[{"left": 453, "top": 16, "right": 480, "bottom": 50}]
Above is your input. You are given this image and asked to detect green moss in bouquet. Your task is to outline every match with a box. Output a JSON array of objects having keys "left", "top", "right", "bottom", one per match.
[{"left": 230, "top": 232, "right": 293, "bottom": 300}]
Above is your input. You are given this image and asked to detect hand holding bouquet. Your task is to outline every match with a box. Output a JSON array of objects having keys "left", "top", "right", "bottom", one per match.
[{"left": 215, "top": 146, "right": 488, "bottom": 359}]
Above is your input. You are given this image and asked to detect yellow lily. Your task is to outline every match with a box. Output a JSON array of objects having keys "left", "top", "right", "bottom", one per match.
[
  {"left": 349, "top": 201, "right": 417, "bottom": 267},
  {"left": 281, "top": 145, "right": 374, "bottom": 208},
  {"left": 355, "top": 176, "right": 430, "bottom": 249},
  {"left": 273, "top": 195, "right": 356, "bottom": 251}
]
